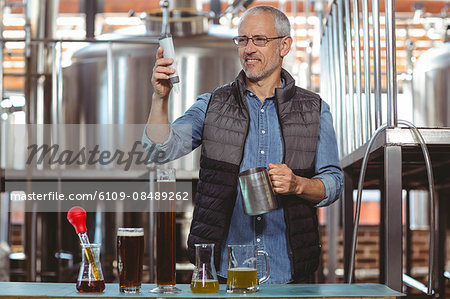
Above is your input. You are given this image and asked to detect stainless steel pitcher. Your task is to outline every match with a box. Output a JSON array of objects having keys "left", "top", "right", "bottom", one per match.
[{"left": 238, "top": 167, "right": 278, "bottom": 216}]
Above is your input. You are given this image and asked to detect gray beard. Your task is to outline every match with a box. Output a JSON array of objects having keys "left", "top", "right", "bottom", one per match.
[{"left": 243, "top": 62, "right": 280, "bottom": 82}]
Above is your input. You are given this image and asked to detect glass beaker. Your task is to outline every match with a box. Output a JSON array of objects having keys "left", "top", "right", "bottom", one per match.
[
  {"left": 190, "top": 244, "right": 219, "bottom": 293},
  {"left": 76, "top": 243, "right": 105, "bottom": 293}
]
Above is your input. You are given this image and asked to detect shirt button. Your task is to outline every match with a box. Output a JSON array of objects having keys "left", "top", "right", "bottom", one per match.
[
  {"left": 260, "top": 150, "right": 265, "bottom": 154},
  {"left": 257, "top": 216, "right": 261, "bottom": 221},
  {"left": 261, "top": 130, "right": 266, "bottom": 134},
  {"left": 260, "top": 109, "right": 264, "bottom": 113},
  {"left": 256, "top": 238, "right": 261, "bottom": 243}
]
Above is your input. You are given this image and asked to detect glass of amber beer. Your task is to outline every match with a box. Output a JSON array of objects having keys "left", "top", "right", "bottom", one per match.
[
  {"left": 150, "top": 167, "right": 181, "bottom": 294},
  {"left": 117, "top": 228, "right": 144, "bottom": 293},
  {"left": 226, "top": 244, "right": 270, "bottom": 293}
]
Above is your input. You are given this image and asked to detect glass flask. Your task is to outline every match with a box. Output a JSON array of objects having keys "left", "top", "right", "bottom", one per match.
[
  {"left": 190, "top": 243, "right": 219, "bottom": 293},
  {"left": 76, "top": 243, "right": 105, "bottom": 293}
]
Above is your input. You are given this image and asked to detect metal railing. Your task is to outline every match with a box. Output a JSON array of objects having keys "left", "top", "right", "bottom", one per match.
[{"left": 319, "top": 0, "right": 392, "bottom": 157}]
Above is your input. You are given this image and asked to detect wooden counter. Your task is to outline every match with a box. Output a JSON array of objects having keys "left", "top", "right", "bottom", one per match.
[{"left": 0, "top": 282, "right": 404, "bottom": 298}]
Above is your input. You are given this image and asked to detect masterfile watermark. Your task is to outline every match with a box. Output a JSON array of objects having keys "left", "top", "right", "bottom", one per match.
[
  {"left": 26, "top": 141, "right": 165, "bottom": 171},
  {"left": 4, "top": 124, "right": 195, "bottom": 212},
  {"left": 7, "top": 181, "right": 194, "bottom": 212},
  {"left": 4, "top": 124, "right": 192, "bottom": 171}
]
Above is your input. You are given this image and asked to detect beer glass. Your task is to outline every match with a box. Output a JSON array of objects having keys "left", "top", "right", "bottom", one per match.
[
  {"left": 150, "top": 168, "right": 181, "bottom": 294},
  {"left": 117, "top": 228, "right": 144, "bottom": 293},
  {"left": 226, "top": 245, "right": 270, "bottom": 294}
]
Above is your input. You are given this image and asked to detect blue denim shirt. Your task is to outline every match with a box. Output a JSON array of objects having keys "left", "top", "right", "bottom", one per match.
[{"left": 142, "top": 87, "right": 343, "bottom": 284}]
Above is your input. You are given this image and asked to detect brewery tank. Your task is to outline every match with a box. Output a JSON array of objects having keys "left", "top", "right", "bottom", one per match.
[
  {"left": 410, "top": 43, "right": 449, "bottom": 231},
  {"left": 62, "top": 28, "right": 241, "bottom": 125},
  {"left": 413, "top": 42, "right": 450, "bottom": 126}
]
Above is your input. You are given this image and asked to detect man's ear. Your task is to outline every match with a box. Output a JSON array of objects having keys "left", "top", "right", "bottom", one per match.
[{"left": 280, "top": 36, "right": 293, "bottom": 57}]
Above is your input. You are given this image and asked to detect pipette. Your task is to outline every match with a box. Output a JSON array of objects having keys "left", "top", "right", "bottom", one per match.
[{"left": 67, "top": 206, "right": 101, "bottom": 281}]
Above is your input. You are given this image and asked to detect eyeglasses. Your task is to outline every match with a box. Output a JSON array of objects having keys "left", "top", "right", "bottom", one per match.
[{"left": 232, "top": 35, "right": 286, "bottom": 47}]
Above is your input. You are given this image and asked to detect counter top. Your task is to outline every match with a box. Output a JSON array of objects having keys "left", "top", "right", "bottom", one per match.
[{"left": 0, "top": 282, "right": 404, "bottom": 298}]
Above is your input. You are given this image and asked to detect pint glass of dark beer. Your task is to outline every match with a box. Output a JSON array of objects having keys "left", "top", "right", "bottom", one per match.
[{"left": 117, "top": 228, "right": 144, "bottom": 293}]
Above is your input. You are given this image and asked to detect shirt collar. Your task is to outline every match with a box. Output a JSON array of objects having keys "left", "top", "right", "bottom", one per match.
[{"left": 245, "top": 78, "right": 286, "bottom": 99}]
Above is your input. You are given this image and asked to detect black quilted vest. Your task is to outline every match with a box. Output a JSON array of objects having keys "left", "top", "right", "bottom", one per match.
[{"left": 187, "top": 69, "right": 322, "bottom": 281}]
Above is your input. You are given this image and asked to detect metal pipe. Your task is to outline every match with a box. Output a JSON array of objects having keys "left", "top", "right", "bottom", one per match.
[
  {"left": 57, "top": 41, "right": 63, "bottom": 124},
  {"left": 303, "top": 0, "right": 309, "bottom": 33},
  {"left": 315, "top": 0, "right": 324, "bottom": 38},
  {"left": 336, "top": 0, "right": 348, "bottom": 155},
  {"left": 372, "top": 0, "right": 382, "bottom": 128},
  {"left": 344, "top": 0, "right": 356, "bottom": 152},
  {"left": 319, "top": 35, "right": 323, "bottom": 95},
  {"left": 51, "top": 43, "right": 58, "bottom": 124},
  {"left": 332, "top": 5, "right": 343, "bottom": 156},
  {"left": 306, "top": 41, "right": 313, "bottom": 89},
  {"left": 24, "top": 0, "right": 32, "bottom": 125},
  {"left": 403, "top": 274, "right": 431, "bottom": 294},
  {"left": 51, "top": 41, "right": 63, "bottom": 124},
  {"left": 85, "top": 0, "right": 97, "bottom": 38},
  {"left": 399, "top": 121, "right": 436, "bottom": 296},
  {"left": 385, "top": 0, "right": 398, "bottom": 127},
  {"left": 326, "top": 17, "right": 336, "bottom": 144},
  {"left": 0, "top": 193, "right": 9, "bottom": 243},
  {"left": 362, "top": 0, "right": 372, "bottom": 137},
  {"left": 25, "top": 208, "right": 37, "bottom": 281},
  {"left": 303, "top": 0, "right": 309, "bottom": 88},
  {"left": 353, "top": 0, "right": 363, "bottom": 146},
  {"left": 326, "top": 18, "right": 332, "bottom": 112},
  {"left": 347, "top": 120, "right": 437, "bottom": 297},
  {"left": 405, "top": 37, "right": 415, "bottom": 119},
  {"left": 279, "top": 0, "right": 286, "bottom": 13},
  {"left": 348, "top": 123, "right": 387, "bottom": 283},
  {"left": 329, "top": 14, "right": 343, "bottom": 155},
  {"left": 326, "top": 202, "right": 340, "bottom": 282},
  {"left": 320, "top": 25, "right": 330, "bottom": 107},
  {"left": 319, "top": 33, "right": 326, "bottom": 99},
  {"left": 331, "top": 2, "right": 348, "bottom": 155},
  {"left": 161, "top": 0, "right": 170, "bottom": 35},
  {"left": 405, "top": 190, "right": 412, "bottom": 277},
  {"left": 0, "top": 0, "right": 4, "bottom": 105},
  {"left": 292, "top": 0, "right": 297, "bottom": 56},
  {"left": 107, "top": 42, "right": 114, "bottom": 124}
]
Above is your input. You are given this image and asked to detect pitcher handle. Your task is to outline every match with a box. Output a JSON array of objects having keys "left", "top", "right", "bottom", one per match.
[{"left": 257, "top": 250, "right": 270, "bottom": 284}]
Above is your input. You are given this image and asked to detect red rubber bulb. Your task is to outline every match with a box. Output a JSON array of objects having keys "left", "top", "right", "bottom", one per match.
[{"left": 67, "top": 206, "right": 87, "bottom": 234}]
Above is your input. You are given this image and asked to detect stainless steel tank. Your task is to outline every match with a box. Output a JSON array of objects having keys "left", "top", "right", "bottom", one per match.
[
  {"left": 62, "top": 29, "right": 240, "bottom": 125},
  {"left": 413, "top": 42, "right": 450, "bottom": 127}
]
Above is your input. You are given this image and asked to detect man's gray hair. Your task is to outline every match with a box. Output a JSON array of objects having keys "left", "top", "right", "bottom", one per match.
[{"left": 238, "top": 5, "right": 291, "bottom": 36}]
